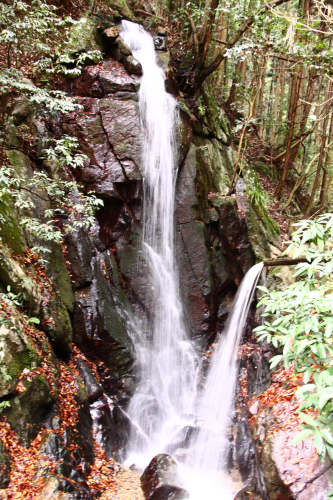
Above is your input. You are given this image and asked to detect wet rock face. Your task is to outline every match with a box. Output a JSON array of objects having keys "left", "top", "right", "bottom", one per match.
[
  {"left": 76, "top": 359, "right": 104, "bottom": 403},
  {"left": 90, "top": 396, "right": 131, "bottom": 461},
  {"left": 210, "top": 196, "right": 255, "bottom": 283},
  {"left": 72, "top": 59, "right": 140, "bottom": 98},
  {"left": 140, "top": 454, "right": 189, "bottom": 500},
  {"left": 72, "top": 250, "right": 134, "bottom": 376},
  {"left": 164, "top": 426, "right": 199, "bottom": 455}
]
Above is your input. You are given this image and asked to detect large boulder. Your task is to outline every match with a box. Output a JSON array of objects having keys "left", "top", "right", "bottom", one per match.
[
  {"left": 250, "top": 369, "right": 333, "bottom": 500},
  {"left": 141, "top": 454, "right": 189, "bottom": 500}
]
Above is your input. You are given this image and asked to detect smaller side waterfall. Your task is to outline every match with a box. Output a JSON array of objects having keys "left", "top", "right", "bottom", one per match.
[{"left": 181, "top": 262, "right": 264, "bottom": 499}]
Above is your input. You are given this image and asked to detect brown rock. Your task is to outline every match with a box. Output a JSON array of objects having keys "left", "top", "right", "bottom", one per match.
[
  {"left": 141, "top": 454, "right": 189, "bottom": 500},
  {"left": 104, "top": 26, "right": 120, "bottom": 39}
]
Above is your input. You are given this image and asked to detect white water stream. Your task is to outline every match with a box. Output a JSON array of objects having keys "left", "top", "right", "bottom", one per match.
[
  {"left": 119, "top": 21, "right": 263, "bottom": 499},
  {"left": 181, "top": 262, "right": 264, "bottom": 500},
  {"left": 120, "top": 21, "right": 199, "bottom": 468}
]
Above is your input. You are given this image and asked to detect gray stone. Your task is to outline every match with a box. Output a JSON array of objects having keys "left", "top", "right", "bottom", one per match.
[
  {"left": 157, "top": 26, "right": 167, "bottom": 36},
  {"left": 99, "top": 69, "right": 140, "bottom": 93},
  {"left": 123, "top": 56, "right": 142, "bottom": 75},
  {"left": 112, "top": 91, "right": 139, "bottom": 102},
  {"left": 115, "top": 36, "right": 132, "bottom": 56},
  {"left": 11, "top": 96, "right": 31, "bottom": 125},
  {"left": 99, "top": 99, "right": 143, "bottom": 176},
  {"left": 66, "top": 229, "right": 94, "bottom": 290},
  {"left": 103, "top": 26, "right": 120, "bottom": 40}
]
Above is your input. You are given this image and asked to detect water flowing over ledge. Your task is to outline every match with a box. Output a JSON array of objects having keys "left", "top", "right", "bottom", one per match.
[
  {"left": 120, "top": 20, "right": 263, "bottom": 500},
  {"left": 120, "top": 21, "right": 199, "bottom": 468}
]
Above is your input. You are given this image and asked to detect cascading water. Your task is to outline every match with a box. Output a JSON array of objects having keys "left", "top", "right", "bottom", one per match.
[
  {"left": 120, "top": 21, "right": 199, "bottom": 467},
  {"left": 120, "top": 20, "right": 263, "bottom": 499},
  {"left": 180, "top": 262, "right": 264, "bottom": 499}
]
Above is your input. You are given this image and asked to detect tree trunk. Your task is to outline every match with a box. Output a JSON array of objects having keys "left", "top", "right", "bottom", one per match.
[
  {"left": 319, "top": 106, "right": 333, "bottom": 208},
  {"left": 275, "top": 67, "right": 303, "bottom": 198},
  {"left": 304, "top": 79, "right": 333, "bottom": 216}
]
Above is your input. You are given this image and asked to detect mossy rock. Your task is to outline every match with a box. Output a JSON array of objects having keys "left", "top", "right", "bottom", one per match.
[
  {"left": 242, "top": 165, "right": 280, "bottom": 247},
  {"left": 192, "top": 137, "right": 233, "bottom": 199},
  {"left": 0, "top": 243, "right": 42, "bottom": 312},
  {"left": 67, "top": 11, "right": 104, "bottom": 55},
  {"left": 45, "top": 241, "right": 74, "bottom": 314},
  {"left": 201, "top": 83, "right": 230, "bottom": 141},
  {"left": 102, "top": 0, "right": 134, "bottom": 20},
  {"left": 4, "top": 375, "right": 57, "bottom": 447},
  {"left": 41, "top": 293, "right": 73, "bottom": 357},
  {"left": 0, "top": 322, "right": 41, "bottom": 398},
  {"left": 0, "top": 193, "right": 27, "bottom": 256}
]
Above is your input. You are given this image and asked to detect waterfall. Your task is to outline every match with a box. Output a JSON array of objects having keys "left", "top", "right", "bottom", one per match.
[
  {"left": 120, "top": 21, "right": 198, "bottom": 467},
  {"left": 180, "top": 262, "right": 264, "bottom": 499},
  {"left": 120, "top": 20, "right": 263, "bottom": 499}
]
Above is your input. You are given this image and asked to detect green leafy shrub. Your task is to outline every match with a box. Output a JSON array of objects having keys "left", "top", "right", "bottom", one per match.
[
  {"left": 0, "top": 136, "right": 103, "bottom": 257},
  {"left": 255, "top": 213, "right": 333, "bottom": 462}
]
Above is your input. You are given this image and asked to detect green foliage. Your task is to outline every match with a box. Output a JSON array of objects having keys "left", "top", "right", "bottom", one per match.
[
  {"left": 0, "top": 136, "right": 103, "bottom": 256},
  {"left": 246, "top": 179, "right": 270, "bottom": 210},
  {"left": 0, "top": 0, "right": 102, "bottom": 116},
  {"left": 0, "top": 0, "right": 102, "bottom": 76},
  {"left": 0, "top": 68, "right": 78, "bottom": 116},
  {"left": 0, "top": 285, "right": 41, "bottom": 412},
  {"left": 255, "top": 213, "right": 333, "bottom": 462}
]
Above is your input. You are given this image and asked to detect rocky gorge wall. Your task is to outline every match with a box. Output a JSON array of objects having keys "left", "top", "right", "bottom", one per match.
[{"left": 0, "top": 8, "right": 315, "bottom": 500}]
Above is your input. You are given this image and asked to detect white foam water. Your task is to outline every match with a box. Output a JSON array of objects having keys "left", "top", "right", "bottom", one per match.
[
  {"left": 183, "top": 262, "right": 264, "bottom": 499},
  {"left": 119, "top": 20, "right": 263, "bottom": 500},
  {"left": 120, "top": 21, "right": 199, "bottom": 467}
]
